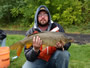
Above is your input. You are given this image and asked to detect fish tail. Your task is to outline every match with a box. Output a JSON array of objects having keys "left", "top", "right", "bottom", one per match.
[
  {"left": 9, "top": 41, "right": 24, "bottom": 56},
  {"left": 17, "top": 45, "right": 24, "bottom": 56},
  {"left": 9, "top": 41, "right": 24, "bottom": 50}
]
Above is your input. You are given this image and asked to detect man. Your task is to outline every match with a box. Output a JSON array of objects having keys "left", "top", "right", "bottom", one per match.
[
  {"left": 0, "top": 30, "right": 6, "bottom": 47},
  {"left": 22, "top": 5, "right": 71, "bottom": 68}
]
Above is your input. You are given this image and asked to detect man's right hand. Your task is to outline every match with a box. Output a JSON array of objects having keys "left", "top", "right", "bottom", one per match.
[{"left": 33, "top": 36, "right": 42, "bottom": 52}]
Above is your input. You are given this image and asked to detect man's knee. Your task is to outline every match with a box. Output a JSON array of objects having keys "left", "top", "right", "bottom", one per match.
[
  {"left": 52, "top": 50, "right": 70, "bottom": 60},
  {"left": 22, "top": 59, "right": 47, "bottom": 68},
  {"left": 22, "top": 61, "right": 30, "bottom": 68}
]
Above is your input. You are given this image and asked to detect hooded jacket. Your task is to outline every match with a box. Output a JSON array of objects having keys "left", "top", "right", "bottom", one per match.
[{"left": 24, "top": 5, "right": 71, "bottom": 62}]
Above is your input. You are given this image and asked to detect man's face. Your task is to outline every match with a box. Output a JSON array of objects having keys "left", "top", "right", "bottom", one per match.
[{"left": 38, "top": 11, "right": 49, "bottom": 26}]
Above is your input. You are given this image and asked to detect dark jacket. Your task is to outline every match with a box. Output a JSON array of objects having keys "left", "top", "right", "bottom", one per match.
[
  {"left": 24, "top": 5, "right": 71, "bottom": 62},
  {"left": 0, "top": 30, "right": 6, "bottom": 40}
]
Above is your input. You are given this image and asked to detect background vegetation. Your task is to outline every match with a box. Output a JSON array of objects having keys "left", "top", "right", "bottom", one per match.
[{"left": 0, "top": 0, "right": 89, "bottom": 31}]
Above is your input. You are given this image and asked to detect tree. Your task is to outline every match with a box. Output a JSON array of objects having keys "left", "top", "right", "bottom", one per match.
[{"left": 0, "top": 0, "right": 89, "bottom": 28}]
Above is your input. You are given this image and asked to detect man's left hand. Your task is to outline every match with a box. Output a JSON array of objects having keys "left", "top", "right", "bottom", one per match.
[{"left": 55, "top": 41, "right": 64, "bottom": 51}]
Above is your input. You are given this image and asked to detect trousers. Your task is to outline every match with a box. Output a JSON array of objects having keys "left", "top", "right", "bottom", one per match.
[{"left": 22, "top": 50, "right": 70, "bottom": 68}]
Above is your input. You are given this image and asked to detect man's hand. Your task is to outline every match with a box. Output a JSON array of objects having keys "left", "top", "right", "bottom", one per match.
[
  {"left": 33, "top": 36, "right": 42, "bottom": 52},
  {"left": 55, "top": 41, "right": 65, "bottom": 51}
]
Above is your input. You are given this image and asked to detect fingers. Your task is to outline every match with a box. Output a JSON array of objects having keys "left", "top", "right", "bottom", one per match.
[
  {"left": 56, "top": 42, "right": 64, "bottom": 51},
  {"left": 40, "top": 40, "right": 42, "bottom": 45},
  {"left": 56, "top": 42, "right": 62, "bottom": 48},
  {"left": 36, "top": 36, "right": 42, "bottom": 45},
  {"left": 33, "top": 36, "right": 42, "bottom": 48},
  {"left": 33, "top": 36, "right": 36, "bottom": 43},
  {"left": 62, "top": 47, "right": 64, "bottom": 51}
]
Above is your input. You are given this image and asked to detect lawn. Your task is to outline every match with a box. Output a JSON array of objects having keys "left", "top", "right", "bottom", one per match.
[{"left": 5, "top": 35, "right": 90, "bottom": 68}]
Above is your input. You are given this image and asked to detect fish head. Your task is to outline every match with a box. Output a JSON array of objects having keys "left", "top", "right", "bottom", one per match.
[
  {"left": 59, "top": 36, "right": 74, "bottom": 45},
  {"left": 67, "top": 36, "right": 74, "bottom": 43}
]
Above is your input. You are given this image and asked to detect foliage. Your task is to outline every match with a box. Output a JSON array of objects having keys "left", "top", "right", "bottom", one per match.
[
  {"left": 0, "top": 0, "right": 11, "bottom": 25},
  {"left": 51, "top": 0, "right": 83, "bottom": 26},
  {"left": 0, "top": 0, "right": 89, "bottom": 28}
]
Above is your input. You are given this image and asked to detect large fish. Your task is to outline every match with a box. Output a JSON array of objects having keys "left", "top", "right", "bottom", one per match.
[{"left": 9, "top": 31, "right": 74, "bottom": 57}]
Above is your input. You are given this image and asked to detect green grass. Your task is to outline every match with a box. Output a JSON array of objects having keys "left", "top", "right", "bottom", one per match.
[
  {"left": 68, "top": 43, "right": 90, "bottom": 68},
  {"left": 6, "top": 35, "right": 26, "bottom": 68},
  {"left": 5, "top": 35, "right": 90, "bottom": 68}
]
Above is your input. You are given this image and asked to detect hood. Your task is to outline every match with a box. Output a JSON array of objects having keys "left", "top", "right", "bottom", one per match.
[{"left": 34, "top": 5, "right": 52, "bottom": 31}]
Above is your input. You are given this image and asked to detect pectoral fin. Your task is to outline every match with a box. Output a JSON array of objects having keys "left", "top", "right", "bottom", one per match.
[
  {"left": 25, "top": 43, "right": 32, "bottom": 49},
  {"left": 42, "top": 44, "right": 47, "bottom": 50}
]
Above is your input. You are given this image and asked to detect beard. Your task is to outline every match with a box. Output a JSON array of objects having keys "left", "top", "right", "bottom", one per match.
[
  {"left": 38, "top": 22, "right": 49, "bottom": 26},
  {"left": 38, "top": 19, "right": 49, "bottom": 26}
]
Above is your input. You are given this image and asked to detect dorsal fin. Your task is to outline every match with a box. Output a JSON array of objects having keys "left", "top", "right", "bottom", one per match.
[{"left": 27, "top": 31, "right": 49, "bottom": 37}]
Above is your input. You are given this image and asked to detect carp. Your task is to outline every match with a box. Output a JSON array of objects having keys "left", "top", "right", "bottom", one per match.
[{"left": 9, "top": 31, "right": 74, "bottom": 57}]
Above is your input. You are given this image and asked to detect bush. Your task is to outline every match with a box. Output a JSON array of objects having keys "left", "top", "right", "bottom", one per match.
[{"left": 0, "top": 0, "right": 89, "bottom": 28}]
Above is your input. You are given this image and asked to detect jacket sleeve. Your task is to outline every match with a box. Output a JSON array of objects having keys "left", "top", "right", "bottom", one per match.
[
  {"left": 24, "top": 46, "right": 40, "bottom": 62},
  {"left": 24, "top": 28, "right": 40, "bottom": 62},
  {"left": 55, "top": 23, "right": 71, "bottom": 50}
]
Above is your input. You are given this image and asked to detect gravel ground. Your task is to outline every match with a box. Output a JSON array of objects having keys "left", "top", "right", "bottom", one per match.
[{"left": 4, "top": 30, "right": 90, "bottom": 45}]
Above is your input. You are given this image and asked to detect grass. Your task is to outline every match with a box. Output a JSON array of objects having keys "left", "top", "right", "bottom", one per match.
[
  {"left": 68, "top": 43, "right": 90, "bottom": 68},
  {"left": 5, "top": 35, "right": 90, "bottom": 68},
  {"left": 6, "top": 35, "right": 26, "bottom": 68}
]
